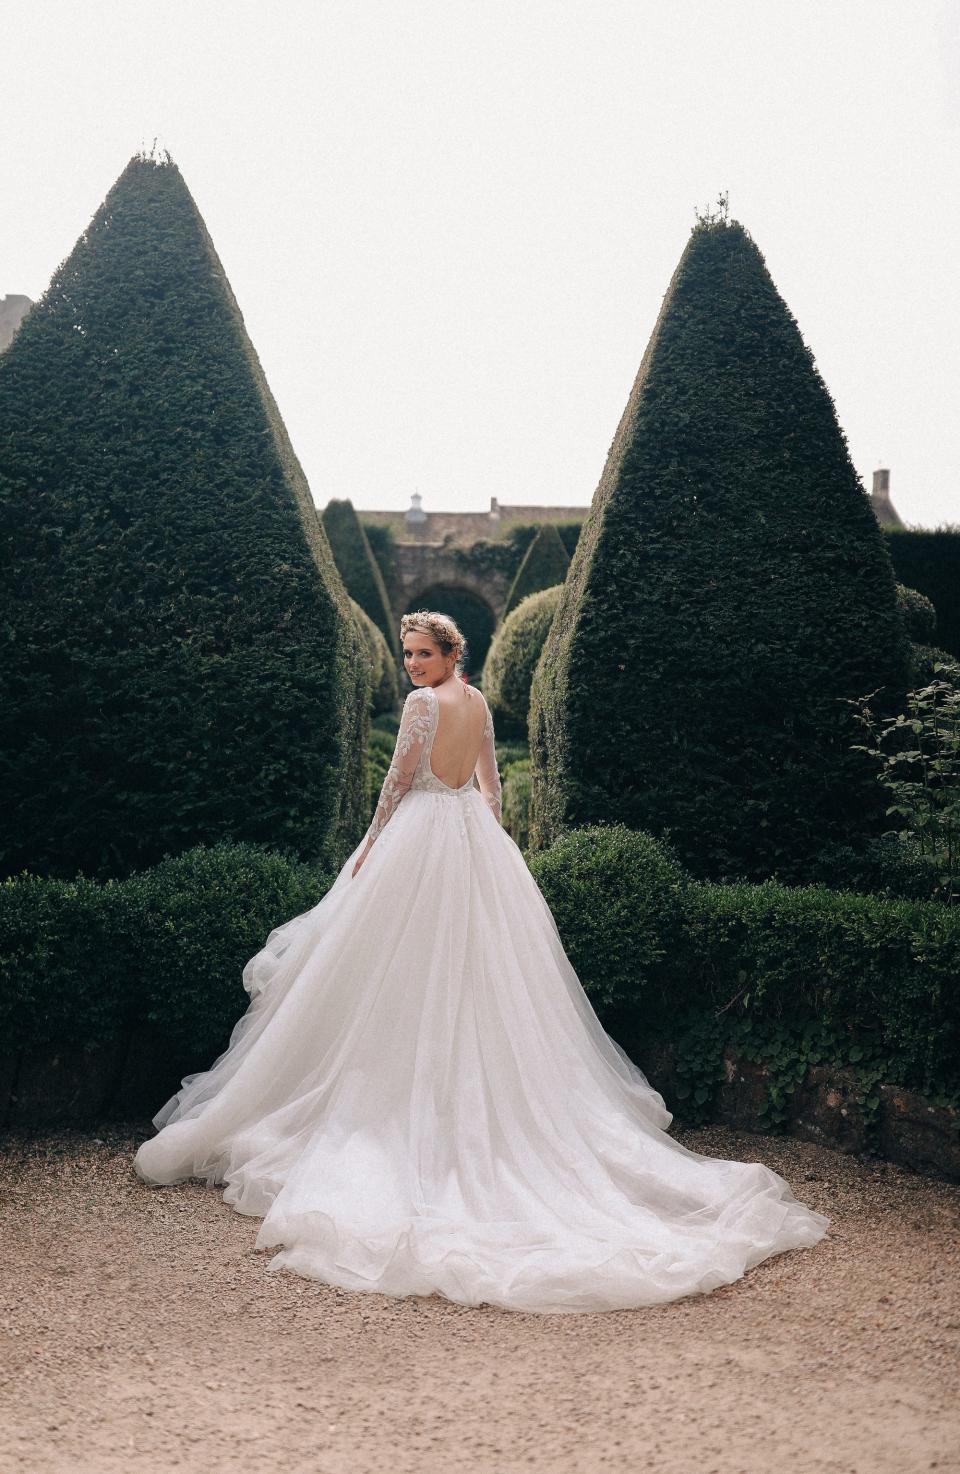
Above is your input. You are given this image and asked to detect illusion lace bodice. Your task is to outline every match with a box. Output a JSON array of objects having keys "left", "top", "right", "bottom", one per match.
[{"left": 366, "top": 683, "right": 502, "bottom": 844}]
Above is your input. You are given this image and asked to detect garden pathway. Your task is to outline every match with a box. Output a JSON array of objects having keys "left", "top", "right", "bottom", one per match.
[{"left": 1, "top": 1122, "right": 958, "bottom": 1474}]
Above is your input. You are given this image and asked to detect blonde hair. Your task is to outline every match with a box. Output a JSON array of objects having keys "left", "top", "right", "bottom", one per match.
[{"left": 400, "top": 610, "right": 468, "bottom": 674}]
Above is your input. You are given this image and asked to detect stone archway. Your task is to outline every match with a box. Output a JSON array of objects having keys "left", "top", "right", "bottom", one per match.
[{"left": 408, "top": 584, "right": 497, "bottom": 680}]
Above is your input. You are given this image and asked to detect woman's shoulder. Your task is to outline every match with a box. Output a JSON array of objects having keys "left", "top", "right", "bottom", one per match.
[{"left": 404, "top": 685, "right": 437, "bottom": 707}]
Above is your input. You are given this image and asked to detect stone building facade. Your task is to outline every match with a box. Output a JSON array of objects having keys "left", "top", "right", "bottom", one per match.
[{"left": 362, "top": 493, "right": 589, "bottom": 547}]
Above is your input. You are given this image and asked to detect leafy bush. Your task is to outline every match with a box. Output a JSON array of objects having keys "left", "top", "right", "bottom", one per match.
[
  {"left": 0, "top": 154, "right": 368, "bottom": 883},
  {"left": 501, "top": 761, "right": 532, "bottom": 850},
  {"left": 529, "top": 825, "right": 690, "bottom": 1021},
  {"left": 322, "top": 499, "right": 396, "bottom": 651},
  {"left": 809, "top": 833, "right": 944, "bottom": 903},
  {"left": 351, "top": 599, "right": 400, "bottom": 715},
  {"left": 530, "top": 214, "right": 912, "bottom": 882},
  {"left": 887, "top": 528, "right": 960, "bottom": 659},
  {"left": 896, "top": 583, "right": 937, "bottom": 643},
  {"left": 849, "top": 671, "right": 960, "bottom": 902},
  {"left": 0, "top": 843, "right": 331, "bottom": 1060},
  {"left": 483, "top": 586, "right": 562, "bottom": 739},
  {"left": 502, "top": 525, "right": 570, "bottom": 619}
]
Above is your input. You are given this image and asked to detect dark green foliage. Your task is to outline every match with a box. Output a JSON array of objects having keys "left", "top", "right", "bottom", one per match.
[
  {"left": 887, "top": 529, "right": 960, "bottom": 659},
  {"left": 502, "top": 523, "right": 570, "bottom": 620},
  {"left": 530, "top": 826, "right": 960, "bottom": 1106},
  {"left": 911, "top": 644, "right": 960, "bottom": 686},
  {"left": 0, "top": 155, "right": 368, "bottom": 882},
  {"left": 554, "top": 522, "right": 584, "bottom": 559},
  {"left": 447, "top": 524, "right": 537, "bottom": 580},
  {"left": 528, "top": 825, "right": 690, "bottom": 1021},
  {"left": 896, "top": 583, "right": 937, "bottom": 643},
  {"left": 810, "top": 834, "right": 944, "bottom": 903},
  {"left": 322, "top": 499, "right": 396, "bottom": 653},
  {"left": 684, "top": 880, "right": 960, "bottom": 1100},
  {"left": 0, "top": 842, "right": 331, "bottom": 1061},
  {"left": 361, "top": 521, "right": 404, "bottom": 620},
  {"left": 501, "top": 760, "right": 532, "bottom": 850},
  {"left": 530, "top": 217, "right": 913, "bottom": 880},
  {"left": 483, "top": 586, "right": 562, "bottom": 738},
  {"left": 351, "top": 599, "right": 399, "bottom": 715}
]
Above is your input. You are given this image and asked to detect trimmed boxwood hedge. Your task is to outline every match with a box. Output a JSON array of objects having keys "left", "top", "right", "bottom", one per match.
[
  {"left": 530, "top": 216, "right": 912, "bottom": 882},
  {"left": 351, "top": 599, "right": 400, "bottom": 716},
  {"left": 483, "top": 586, "right": 562, "bottom": 738},
  {"left": 887, "top": 529, "right": 960, "bottom": 659},
  {"left": 502, "top": 524, "right": 570, "bottom": 619},
  {"left": 896, "top": 583, "right": 937, "bottom": 644},
  {"left": 0, "top": 153, "right": 368, "bottom": 882},
  {"left": 531, "top": 826, "right": 960, "bottom": 1108},
  {"left": 0, "top": 842, "right": 332, "bottom": 1063},
  {"left": 322, "top": 499, "right": 397, "bottom": 653}
]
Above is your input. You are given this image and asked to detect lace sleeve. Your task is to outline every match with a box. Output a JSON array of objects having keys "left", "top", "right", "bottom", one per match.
[
  {"left": 366, "top": 688, "right": 435, "bottom": 844},
  {"left": 475, "top": 701, "right": 502, "bottom": 823}
]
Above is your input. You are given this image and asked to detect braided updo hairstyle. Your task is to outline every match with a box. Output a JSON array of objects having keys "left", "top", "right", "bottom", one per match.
[{"left": 400, "top": 610, "right": 468, "bottom": 677}]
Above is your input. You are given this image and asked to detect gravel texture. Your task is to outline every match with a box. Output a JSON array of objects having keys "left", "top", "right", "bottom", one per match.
[{"left": 1, "top": 1120, "right": 958, "bottom": 1474}]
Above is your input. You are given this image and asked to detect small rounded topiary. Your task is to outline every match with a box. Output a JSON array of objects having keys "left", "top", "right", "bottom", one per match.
[
  {"left": 501, "top": 759, "right": 532, "bottom": 851},
  {"left": 482, "top": 585, "right": 562, "bottom": 738},
  {"left": 528, "top": 825, "right": 692, "bottom": 1023},
  {"left": 897, "top": 583, "right": 937, "bottom": 645}
]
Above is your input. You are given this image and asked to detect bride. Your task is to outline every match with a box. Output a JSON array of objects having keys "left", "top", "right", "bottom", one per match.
[{"left": 133, "top": 609, "right": 830, "bottom": 1313}]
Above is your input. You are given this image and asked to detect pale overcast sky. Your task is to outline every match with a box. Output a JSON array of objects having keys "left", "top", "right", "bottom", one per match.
[{"left": 2, "top": 0, "right": 958, "bottom": 527}]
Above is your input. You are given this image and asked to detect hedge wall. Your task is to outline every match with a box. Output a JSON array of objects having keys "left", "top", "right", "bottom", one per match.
[
  {"left": 502, "top": 523, "right": 570, "bottom": 619},
  {"left": 887, "top": 530, "right": 960, "bottom": 660},
  {"left": 530, "top": 216, "right": 912, "bottom": 882},
  {"left": 0, "top": 154, "right": 369, "bottom": 882},
  {"left": 530, "top": 826, "right": 960, "bottom": 1114},
  {"left": 350, "top": 599, "right": 399, "bottom": 716},
  {"left": 322, "top": 499, "right": 397, "bottom": 653}
]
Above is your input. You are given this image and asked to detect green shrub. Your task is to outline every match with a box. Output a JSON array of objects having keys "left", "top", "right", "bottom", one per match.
[
  {"left": 530, "top": 214, "right": 912, "bottom": 882},
  {"left": 323, "top": 499, "right": 396, "bottom": 652},
  {"left": 887, "top": 528, "right": 960, "bottom": 659},
  {"left": 896, "top": 583, "right": 937, "bottom": 643},
  {"left": 0, "top": 154, "right": 368, "bottom": 882},
  {"left": 0, "top": 843, "right": 331, "bottom": 1059},
  {"left": 810, "top": 834, "right": 944, "bottom": 903},
  {"left": 911, "top": 643, "right": 960, "bottom": 686},
  {"left": 501, "top": 760, "right": 532, "bottom": 850},
  {"left": 495, "top": 739, "right": 530, "bottom": 775},
  {"left": 685, "top": 880, "right": 960, "bottom": 1101},
  {"left": 483, "top": 586, "right": 562, "bottom": 739},
  {"left": 502, "top": 524, "right": 570, "bottom": 619},
  {"left": 351, "top": 599, "right": 400, "bottom": 715},
  {"left": 528, "top": 825, "right": 690, "bottom": 1022}
]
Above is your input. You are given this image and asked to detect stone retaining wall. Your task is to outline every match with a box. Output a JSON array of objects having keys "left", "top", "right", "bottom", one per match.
[{"left": 3, "top": 1037, "right": 957, "bottom": 1181}]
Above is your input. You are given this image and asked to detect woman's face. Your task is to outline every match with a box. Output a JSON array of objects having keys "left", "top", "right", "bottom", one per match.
[{"left": 402, "top": 629, "right": 452, "bottom": 687}]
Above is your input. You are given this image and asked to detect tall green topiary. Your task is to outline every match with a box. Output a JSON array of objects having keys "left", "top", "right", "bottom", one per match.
[
  {"left": 483, "top": 585, "right": 562, "bottom": 738},
  {"left": 350, "top": 599, "right": 400, "bottom": 715},
  {"left": 322, "top": 498, "right": 396, "bottom": 654},
  {"left": 0, "top": 153, "right": 369, "bottom": 882},
  {"left": 502, "top": 523, "right": 570, "bottom": 619},
  {"left": 530, "top": 214, "right": 912, "bottom": 881}
]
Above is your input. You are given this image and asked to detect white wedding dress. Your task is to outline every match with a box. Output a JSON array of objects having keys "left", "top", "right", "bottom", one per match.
[{"left": 133, "top": 682, "right": 830, "bottom": 1313}]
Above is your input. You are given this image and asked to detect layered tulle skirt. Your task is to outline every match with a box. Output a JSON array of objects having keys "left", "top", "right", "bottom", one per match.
[{"left": 133, "top": 782, "right": 830, "bottom": 1312}]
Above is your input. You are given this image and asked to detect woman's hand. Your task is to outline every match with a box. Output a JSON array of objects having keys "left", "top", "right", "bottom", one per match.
[{"left": 351, "top": 839, "right": 373, "bottom": 878}]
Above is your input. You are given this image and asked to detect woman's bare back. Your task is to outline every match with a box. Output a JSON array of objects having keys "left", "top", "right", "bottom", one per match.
[{"left": 430, "top": 679, "right": 489, "bottom": 789}]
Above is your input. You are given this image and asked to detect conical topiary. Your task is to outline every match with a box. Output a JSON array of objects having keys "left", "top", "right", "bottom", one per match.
[
  {"left": 321, "top": 498, "right": 396, "bottom": 654},
  {"left": 530, "top": 213, "right": 912, "bottom": 881},
  {"left": 0, "top": 153, "right": 369, "bottom": 882},
  {"left": 350, "top": 599, "right": 400, "bottom": 715},
  {"left": 502, "top": 523, "right": 570, "bottom": 620}
]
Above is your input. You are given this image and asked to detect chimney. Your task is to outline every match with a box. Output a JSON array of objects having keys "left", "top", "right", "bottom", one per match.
[{"left": 869, "top": 468, "right": 904, "bottom": 529}]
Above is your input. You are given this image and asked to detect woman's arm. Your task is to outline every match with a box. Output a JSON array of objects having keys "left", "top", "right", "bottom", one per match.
[
  {"left": 352, "top": 687, "right": 434, "bottom": 876},
  {"left": 475, "top": 702, "right": 502, "bottom": 823}
]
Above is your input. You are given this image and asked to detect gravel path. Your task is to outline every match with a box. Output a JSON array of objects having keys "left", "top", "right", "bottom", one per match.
[{"left": 1, "top": 1121, "right": 958, "bottom": 1474}]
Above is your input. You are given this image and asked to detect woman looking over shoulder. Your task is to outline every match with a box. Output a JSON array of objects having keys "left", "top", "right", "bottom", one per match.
[{"left": 133, "top": 608, "right": 829, "bottom": 1315}]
